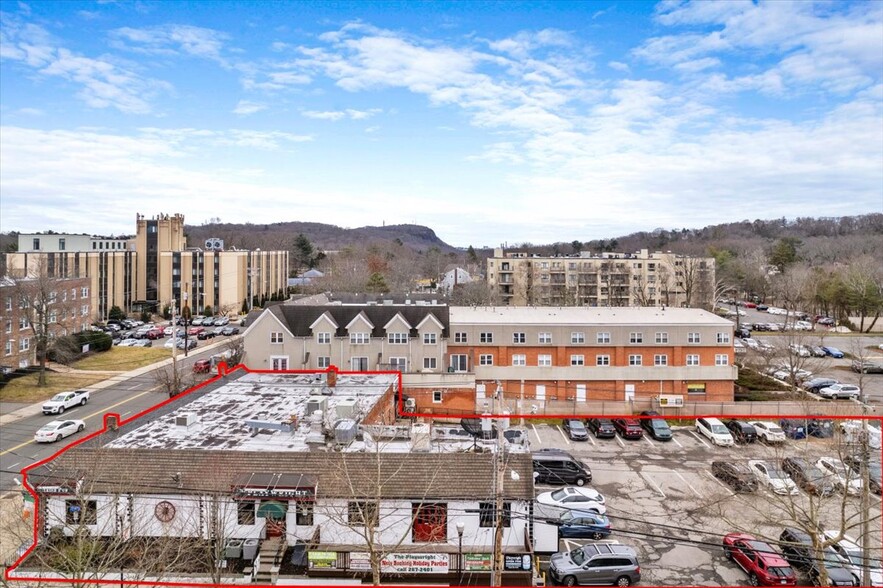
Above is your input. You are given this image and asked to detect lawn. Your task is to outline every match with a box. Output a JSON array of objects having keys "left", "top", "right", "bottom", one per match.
[{"left": 73, "top": 346, "right": 170, "bottom": 371}]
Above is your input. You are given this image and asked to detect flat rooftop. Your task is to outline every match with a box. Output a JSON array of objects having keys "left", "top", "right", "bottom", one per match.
[{"left": 450, "top": 306, "right": 732, "bottom": 326}]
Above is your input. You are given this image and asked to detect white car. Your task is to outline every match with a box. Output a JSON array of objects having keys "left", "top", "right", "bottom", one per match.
[
  {"left": 696, "top": 417, "right": 734, "bottom": 446},
  {"left": 742, "top": 338, "right": 760, "bottom": 350},
  {"left": 117, "top": 338, "right": 138, "bottom": 347},
  {"left": 34, "top": 419, "right": 85, "bottom": 443},
  {"left": 818, "top": 384, "right": 861, "bottom": 400},
  {"left": 840, "top": 420, "right": 882, "bottom": 450},
  {"left": 788, "top": 343, "right": 811, "bottom": 357},
  {"left": 792, "top": 320, "right": 813, "bottom": 330},
  {"left": 749, "top": 421, "right": 786, "bottom": 443},
  {"left": 748, "top": 460, "right": 799, "bottom": 495},
  {"left": 824, "top": 531, "right": 883, "bottom": 586},
  {"left": 817, "top": 457, "right": 862, "bottom": 496},
  {"left": 536, "top": 487, "right": 607, "bottom": 514}
]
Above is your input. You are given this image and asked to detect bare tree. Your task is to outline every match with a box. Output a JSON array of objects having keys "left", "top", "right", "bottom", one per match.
[{"left": 450, "top": 281, "right": 501, "bottom": 307}]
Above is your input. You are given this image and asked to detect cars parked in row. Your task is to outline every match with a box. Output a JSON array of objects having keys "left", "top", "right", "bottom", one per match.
[
  {"left": 613, "top": 418, "right": 643, "bottom": 440},
  {"left": 586, "top": 418, "right": 616, "bottom": 439},
  {"left": 817, "top": 384, "right": 861, "bottom": 400},
  {"left": 749, "top": 421, "right": 787, "bottom": 444},
  {"left": 554, "top": 510, "right": 612, "bottom": 540},
  {"left": 725, "top": 420, "right": 757, "bottom": 444},
  {"left": 549, "top": 543, "right": 641, "bottom": 587},
  {"left": 696, "top": 417, "right": 734, "bottom": 446},
  {"left": 34, "top": 419, "right": 85, "bottom": 443},
  {"left": 802, "top": 377, "right": 839, "bottom": 394},
  {"left": 533, "top": 450, "right": 592, "bottom": 487},
  {"left": 822, "top": 346, "right": 844, "bottom": 358},
  {"left": 852, "top": 359, "right": 883, "bottom": 374},
  {"left": 823, "top": 531, "right": 883, "bottom": 586},
  {"left": 638, "top": 411, "right": 672, "bottom": 441},
  {"left": 536, "top": 486, "right": 606, "bottom": 514},
  {"left": 562, "top": 419, "right": 589, "bottom": 441},
  {"left": 842, "top": 454, "right": 882, "bottom": 495},
  {"left": 712, "top": 461, "right": 758, "bottom": 492},
  {"left": 748, "top": 460, "right": 799, "bottom": 495},
  {"left": 816, "top": 457, "right": 862, "bottom": 496},
  {"left": 778, "top": 527, "right": 856, "bottom": 586},
  {"left": 722, "top": 532, "right": 797, "bottom": 586},
  {"left": 782, "top": 457, "right": 835, "bottom": 496}
]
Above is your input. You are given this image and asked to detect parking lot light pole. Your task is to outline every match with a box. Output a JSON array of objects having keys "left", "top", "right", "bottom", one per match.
[{"left": 456, "top": 521, "right": 465, "bottom": 584}]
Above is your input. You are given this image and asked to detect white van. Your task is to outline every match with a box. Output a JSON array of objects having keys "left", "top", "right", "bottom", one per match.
[{"left": 696, "top": 417, "right": 734, "bottom": 446}]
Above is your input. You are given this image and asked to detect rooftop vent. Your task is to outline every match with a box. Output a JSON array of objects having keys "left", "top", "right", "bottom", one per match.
[{"left": 175, "top": 413, "right": 197, "bottom": 428}]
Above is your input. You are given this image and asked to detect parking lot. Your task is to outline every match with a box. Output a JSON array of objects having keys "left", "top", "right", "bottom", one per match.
[{"left": 530, "top": 422, "right": 883, "bottom": 586}]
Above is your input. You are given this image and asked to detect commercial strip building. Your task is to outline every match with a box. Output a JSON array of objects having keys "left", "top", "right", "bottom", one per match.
[
  {"left": 6, "top": 213, "right": 288, "bottom": 323},
  {"left": 487, "top": 247, "right": 715, "bottom": 309},
  {"left": 15, "top": 369, "right": 535, "bottom": 585},
  {"left": 241, "top": 302, "right": 736, "bottom": 412}
]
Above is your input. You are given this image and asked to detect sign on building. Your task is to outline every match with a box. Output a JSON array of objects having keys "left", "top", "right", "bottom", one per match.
[{"left": 350, "top": 552, "right": 450, "bottom": 574}]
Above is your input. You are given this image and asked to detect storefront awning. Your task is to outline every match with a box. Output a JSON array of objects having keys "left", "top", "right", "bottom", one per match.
[{"left": 257, "top": 500, "right": 287, "bottom": 519}]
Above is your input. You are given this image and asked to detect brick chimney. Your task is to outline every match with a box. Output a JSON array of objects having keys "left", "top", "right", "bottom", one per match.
[{"left": 326, "top": 366, "right": 337, "bottom": 388}]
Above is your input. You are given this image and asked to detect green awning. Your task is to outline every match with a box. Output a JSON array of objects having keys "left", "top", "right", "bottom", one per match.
[{"left": 258, "top": 500, "right": 287, "bottom": 519}]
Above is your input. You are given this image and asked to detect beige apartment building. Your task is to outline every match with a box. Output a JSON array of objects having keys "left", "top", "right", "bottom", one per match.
[
  {"left": 487, "top": 248, "right": 715, "bottom": 308},
  {"left": 5, "top": 213, "right": 288, "bottom": 321}
]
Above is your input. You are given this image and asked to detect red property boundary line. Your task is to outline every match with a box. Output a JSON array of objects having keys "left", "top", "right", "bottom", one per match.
[{"left": 6, "top": 364, "right": 883, "bottom": 588}]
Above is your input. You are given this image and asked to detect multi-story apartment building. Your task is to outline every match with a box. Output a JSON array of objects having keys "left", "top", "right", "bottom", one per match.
[
  {"left": 487, "top": 248, "right": 715, "bottom": 308},
  {"left": 0, "top": 276, "right": 92, "bottom": 371},
  {"left": 5, "top": 213, "right": 288, "bottom": 321},
  {"left": 242, "top": 302, "right": 736, "bottom": 410}
]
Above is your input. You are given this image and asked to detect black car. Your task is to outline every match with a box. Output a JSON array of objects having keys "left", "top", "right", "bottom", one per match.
[
  {"left": 562, "top": 419, "right": 589, "bottom": 441},
  {"left": 735, "top": 326, "right": 751, "bottom": 339},
  {"left": 843, "top": 454, "right": 882, "bottom": 495},
  {"left": 756, "top": 304, "right": 769, "bottom": 311},
  {"left": 197, "top": 330, "right": 217, "bottom": 340},
  {"left": 807, "top": 417, "right": 834, "bottom": 438},
  {"left": 711, "top": 461, "right": 758, "bottom": 492},
  {"left": 782, "top": 457, "right": 835, "bottom": 496},
  {"left": 725, "top": 420, "right": 757, "bottom": 444},
  {"left": 778, "top": 528, "right": 856, "bottom": 586},
  {"left": 779, "top": 419, "right": 806, "bottom": 440},
  {"left": 612, "top": 418, "right": 643, "bottom": 440},
  {"left": 221, "top": 326, "right": 240, "bottom": 336},
  {"left": 638, "top": 411, "right": 672, "bottom": 441},
  {"left": 585, "top": 418, "right": 616, "bottom": 439},
  {"left": 802, "top": 377, "right": 839, "bottom": 394}
]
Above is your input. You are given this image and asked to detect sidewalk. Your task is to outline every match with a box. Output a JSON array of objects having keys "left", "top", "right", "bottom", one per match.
[{"left": 0, "top": 338, "right": 236, "bottom": 427}]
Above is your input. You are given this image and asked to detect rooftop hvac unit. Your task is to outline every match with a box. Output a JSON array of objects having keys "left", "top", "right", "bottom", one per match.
[
  {"left": 334, "top": 419, "right": 358, "bottom": 445},
  {"left": 404, "top": 397, "right": 417, "bottom": 413},
  {"left": 410, "top": 423, "right": 431, "bottom": 452},
  {"left": 175, "top": 413, "right": 196, "bottom": 427},
  {"left": 306, "top": 396, "right": 327, "bottom": 418},
  {"left": 336, "top": 398, "right": 358, "bottom": 420},
  {"left": 203, "top": 238, "right": 224, "bottom": 251}
]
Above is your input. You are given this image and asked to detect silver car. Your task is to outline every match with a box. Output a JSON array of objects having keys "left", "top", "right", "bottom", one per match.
[{"left": 549, "top": 543, "right": 641, "bottom": 586}]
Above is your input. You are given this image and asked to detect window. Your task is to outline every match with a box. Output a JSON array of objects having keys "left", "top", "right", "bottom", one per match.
[
  {"left": 717, "top": 332, "right": 730, "bottom": 344},
  {"left": 480, "top": 332, "right": 493, "bottom": 343},
  {"left": 538, "top": 332, "right": 552, "bottom": 344},
  {"left": 479, "top": 502, "right": 511, "bottom": 527},
  {"left": 350, "top": 333, "right": 370, "bottom": 344},
  {"left": 48, "top": 291, "right": 57, "bottom": 304},
  {"left": 654, "top": 354, "right": 668, "bottom": 366},
  {"left": 479, "top": 354, "right": 494, "bottom": 366},
  {"left": 295, "top": 502, "right": 313, "bottom": 526},
  {"left": 65, "top": 500, "right": 97, "bottom": 525},
  {"left": 538, "top": 354, "right": 552, "bottom": 366},
  {"left": 433, "top": 390, "right": 443, "bottom": 403},
  {"left": 71, "top": 288, "right": 76, "bottom": 299},
  {"left": 629, "top": 332, "right": 643, "bottom": 344},
  {"left": 715, "top": 354, "right": 729, "bottom": 366},
  {"left": 4, "top": 321, "right": 10, "bottom": 334},
  {"left": 423, "top": 357, "right": 437, "bottom": 370},
  {"left": 655, "top": 332, "right": 669, "bottom": 344},
  {"left": 237, "top": 501, "right": 256, "bottom": 525},
  {"left": 688, "top": 332, "right": 701, "bottom": 344},
  {"left": 412, "top": 503, "right": 447, "bottom": 543},
  {"left": 59, "top": 238, "right": 65, "bottom": 251},
  {"left": 270, "top": 332, "right": 283, "bottom": 343},
  {"left": 81, "top": 287, "right": 88, "bottom": 297},
  {"left": 388, "top": 333, "right": 409, "bottom": 344},
  {"left": 271, "top": 356, "right": 288, "bottom": 370},
  {"left": 628, "top": 354, "right": 642, "bottom": 366},
  {"left": 92, "top": 242, "right": 96, "bottom": 250},
  {"left": 81, "top": 304, "right": 88, "bottom": 316},
  {"left": 19, "top": 316, "right": 28, "bottom": 329},
  {"left": 512, "top": 354, "right": 526, "bottom": 366},
  {"left": 596, "top": 332, "right": 610, "bottom": 344},
  {"left": 686, "top": 354, "right": 700, "bottom": 366},
  {"left": 4, "top": 341, "right": 12, "bottom": 356},
  {"left": 19, "top": 338, "right": 30, "bottom": 352},
  {"left": 512, "top": 332, "right": 526, "bottom": 344},
  {"left": 317, "top": 356, "right": 330, "bottom": 368},
  {"left": 388, "top": 357, "right": 407, "bottom": 371},
  {"left": 454, "top": 332, "right": 467, "bottom": 343},
  {"left": 423, "top": 333, "right": 437, "bottom": 344},
  {"left": 33, "top": 238, "right": 40, "bottom": 250},
  {"left": 596, "top": 354, "right": 610, "bottom": 366},
  {"left": 450, "top": 354, "right": 468, "bottom": 372},
  {"left": 4, "top": 297, "right": 10, "bottom": 311},
  {"left": 49, "top": 311, "right": 57, "bottom": 324},
  {"left": 571, "top": 332, "right": 585, "bottom": 344},
  {"left": 570, "top": 355, "right": 585, "bottom": 366},
  {"left": 348, "top": 501, "right": 378, "bottom": 527},
  {"left": 317, "top": 332, "right": 331, "bottom": 344},
  {"left": 351, "top": 357, "right": 368, "bottom": 371}
]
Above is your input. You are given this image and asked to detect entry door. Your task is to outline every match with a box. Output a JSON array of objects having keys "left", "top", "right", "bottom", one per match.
[
  {"left": 576, "top": 384, "right": 586, "bottom": 403},
  {"left": 476, "top": 384, "right": 486, "bottom": 401},
  {"left": 535, "top": 385, "right": 546, "bottom": 401},
  {"left": 624, "top": 384, "right": 635, "bottom": 402}
]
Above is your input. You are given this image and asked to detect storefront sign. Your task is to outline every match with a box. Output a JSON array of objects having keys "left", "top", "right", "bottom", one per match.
[
  {"left": 350, "top": 552, "right": 449, "bottom": 574},
  {"left": 308, "top": 551, "right": 337, "bottom": 569},
  {"left": 233, "top": 487, "right": 314, "bottom": 500},
  {"left": 464, "top": 553, "right": 492, "bottom": 571},
  {"left": 504, "top": 554, "right": 532, "bottom": 571},
  {"left": 36, "top": 485, "right": 73, "bottom": 495}
]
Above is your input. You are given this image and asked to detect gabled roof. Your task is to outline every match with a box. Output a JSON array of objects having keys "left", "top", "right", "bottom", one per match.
[
  {"left": 309, "top": 311, "right": 339, "bottom": 331},
  {"left": 345, "top": 311, "right": 375, "bottom": 331},
  {"left": 415, "top": 313, "right": 445, "bottom": 331},
  {"left": 242, "top": 305, "right": 294, "bottom": 339},
  {"left": 383, "top": 312, "right": 412, "bottom": 331},
  {"left": 263, "top": 305, "right": 450, "bottom": 338}
]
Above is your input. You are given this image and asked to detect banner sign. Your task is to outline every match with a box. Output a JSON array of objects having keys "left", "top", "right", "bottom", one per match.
[
  {"left": 350, "top": 552, "right": 449, "bottom": 574},
  {"left": 308, "top": 551, "right": 337, "bottom": 569},
  {"left": 464, "top": 553, "right": 492, "bottom": 571},
  {"left": 233, "top": 487, "right": 314, "bottom": 500},
  {"left": 504, "top": 554, "right": 532, "bottom": 571}
]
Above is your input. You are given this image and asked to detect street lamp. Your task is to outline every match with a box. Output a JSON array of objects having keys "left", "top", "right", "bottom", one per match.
[{"left": 456, "top": 520, "right": 465, "bottom": 585}]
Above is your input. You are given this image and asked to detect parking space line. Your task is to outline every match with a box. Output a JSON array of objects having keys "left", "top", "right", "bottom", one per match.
[
  {"left": 671, "top": 436, "right": 683, "bottom": 448},
  {"left": 615, "top": 435, "right": 625, "bottom": 448},
  {"left": 689, "top": 430, "right": 711, "bottom": 448},
  {"left": 645, "top": 475, "right": 667, "bottom": 499},
  {"left": 562, "top": 538, "right": 580, "bottom": 551},
  {"left": 643, "top": 436, "right": 655, "bottom": 448},
  {"left": 705, "top": 470, "right": 735, "bottom": 497},
  {"left": 127, "top": 383, "right": 141, "bottom": 390},
  {"left": 675, "top": 471, "right": 704, "bottom": 498},
  {"left": 587, "top": 434, "right": 596, "bottom": 447},
  {"left": 556, "top": 426, "right": 571, "bottom": 445},
  {"left": 9, "top": 462, "right": 19, "bottom": 469},
  {"left": 530, "top": 423, "right": 541, "bottom": 445}
]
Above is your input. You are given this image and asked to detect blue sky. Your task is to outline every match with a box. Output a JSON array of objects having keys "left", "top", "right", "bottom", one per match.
[{"left": 1, "top": 0, "right": 881, "bottom": 248}]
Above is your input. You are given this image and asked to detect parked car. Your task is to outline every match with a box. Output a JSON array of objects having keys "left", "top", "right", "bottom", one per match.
[
  {"left": 807, "top": 417, "right": 835, "bottom": 438},
  {"left": 612, "top": 418, "right": 643, "bottom": 440},
  {"left": 809, "top": 346, "right": 827, "bottom": 357},
  {"left": 532, "top": 450, "right": 592, "bottom": 487},
  {"left": 586, "top": 418, "right": 616, "bottom": 439},
  {"left": 554, "top": 510, "right": 612, "bottom": 540},
  {"left": 34, "top": 419, "right": 85, "bottom": 443},
  {"left": 839, "top": 420, "right": 882, "bottom": 450},
  {"left": 782, "top": 457, "right": 835, "bottom": 496},
  {"left": 842, "top": 454, "right": 882, "bottom": 494},
  {"left": 852, "top": 359, "right": 883, "bottom": 374},
  {"left": 824, "top": 531, "right": 883, "bottom": 587},
  {"left": 736, "top": 326, "right": 752, "bottom": 339},
  {"left": 712, "top": 461, "right": 758, "bottom": 492},
  {"left": 117, "top": 338, "right": 138, "bottom": 347},
  {"left": 722, "top": 533, "right": 796, "bottom": 586},
  {"left": 802, "top": 377, "right": 839, "bottom": 394},
  {"left": 755, "top": 304, "right": 769, "bottom": 311},
  {"left": 145, "top": 327, "right": 164, "bottom": 340},
  {"left": 176, "top": 339, "right": 198, "bottom": 350},
  {"left": 778, "top": 528, "right": 856, "bottom": 586},
  {"left": 821, "top": 346, "right": 844, "bottom": 358},
  {"left": 816, "top": 457, "right": 862, "bottom": 496},
  {"left": 749, "top": 421, "right": 787, "bottom": 444},
  {"left": 213, "top": 316, "right": 230, "bottom": 326},
  {"left": 696, "top": 417, "right": 734, "bottom": 446},
  {"left": 197, "top": 329, "right": 217, "bottom": 340},
  {"left": 562, "top": 419, "right": 589, "bottom": 441},
  {"left": 221, "top": 326, "right": 240, "bottom": 336},
  {"left": 190, "top": 316, "right": 206, "bottom": 326},
  {"left": 725, "top": 420, "right": 757, "bottom": 444},
  {"left": 536, "top": 486, "right": 606, "bottom": 514},
  {"left": 748, "top": 460, "right": 799, "bottom": 495},
  {"left": 638, "top": 411, "right": 672, "bottom": 441},
  {"left": 778, "top": 419, "right": 806, "bottom": 440},
  {"left": 187, "top": 326, "right": 205, "bottom": 336},
  {"left": 132, "top": 339, "right": 153, "bottom": 347},
  {"left": 788, "top": 343, "right": 811, "bottom": 357},
  {"left": 193, "top": 359, "right": 212, "bottom": 374},
  {"left": 818, "top": 384, "right": 861, "bottom": 400},
  {"left": 816, "top": 316, "right": 836, "bottom": 326},
  {"left": 42, "top": 389, "right": 90, "bottom": 415},
  {"left": 549, "top": 543, "right": 641, "bottom": 587}
]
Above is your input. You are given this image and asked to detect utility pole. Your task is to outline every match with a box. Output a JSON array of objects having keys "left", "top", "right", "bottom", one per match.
[
  {"left": 860, "top": 414, "right": 871, "bottom": 588},
  {"left": 492, "top": 382, "right": 504, "bottom": 587}
]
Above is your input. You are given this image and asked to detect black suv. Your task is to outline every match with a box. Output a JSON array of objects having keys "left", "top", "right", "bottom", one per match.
[
  {"left": 782, "top": 457, "right": 835, "bottom": 496},
  {"left": 778, "top": 527, "right": 856, "bottom": 586},
  {"left": 639, "top": 411, "right": 672, "bottom": 441},
  {"left": 585, "top": 418, "right": 616, "bottom": 439},
  {"left": 725, "top": 420, "right": 757, "bottom": 444}
]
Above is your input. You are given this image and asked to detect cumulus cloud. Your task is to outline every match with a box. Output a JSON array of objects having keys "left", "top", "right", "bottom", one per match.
[
  {"left": 232, "top": 100, "right": 267, "bottom": 115},
  {"left": 110, "top": 24, "right": 230, "bottom": 66}
]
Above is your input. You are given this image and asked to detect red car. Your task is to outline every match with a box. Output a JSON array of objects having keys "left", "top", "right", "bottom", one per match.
[
  {"left": 192, "top": 359, "right": 211, "bottom": 374},
  {"left": 188, "top": 326, "right": 205, "bottom": 336},
  {"left": 145, "top": 328, "right": 164, "bottom": 340},
  {"left": 612, "top": 418, "right": 643, "bottom": 439},
  {"left": 742, "top": 302, "right": 757, "bottom": 308},
  {"left": 722, "top": 533, "right": 796, "bottom": 586}
]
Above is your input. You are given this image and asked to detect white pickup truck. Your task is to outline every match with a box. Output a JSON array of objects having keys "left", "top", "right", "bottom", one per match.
[{"left": 42, "top": 389, "right": 90, "bottom": 415}]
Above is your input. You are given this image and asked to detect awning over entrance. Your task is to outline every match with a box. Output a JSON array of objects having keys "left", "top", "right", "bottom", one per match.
[
  {"left": 232, "top": 472, "right": 317, "bottom": 500},
  {"left": 257, "top": 500, "right": 287, "bottom": 520}
]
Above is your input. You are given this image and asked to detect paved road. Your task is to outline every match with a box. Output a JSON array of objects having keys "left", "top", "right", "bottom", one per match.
[{"left": 0, "top": 340, "right": 235, "bottom": 494}]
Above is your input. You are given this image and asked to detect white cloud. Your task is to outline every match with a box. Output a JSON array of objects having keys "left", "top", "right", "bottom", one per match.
[
  {"left": 232, "top": 100, "right": 267, "bottom": 115},
  {"left": 110, "top": 24, "right": 230, "bottom": 66},
  {"left": 301, "top": 108, "right": 381, "bottom": 121},
  {"left": 608, "top": 61, "right": 629, "bottom": 72}
]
